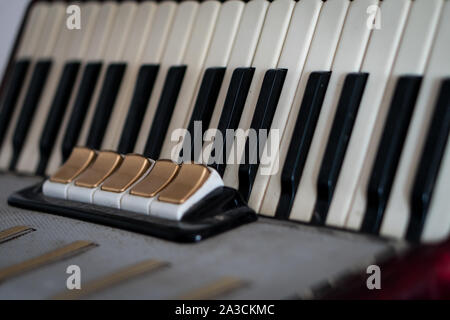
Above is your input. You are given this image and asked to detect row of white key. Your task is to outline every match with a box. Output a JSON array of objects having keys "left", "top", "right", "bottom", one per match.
[{"left": 1, "top": 0, "right": 449, "bottom": 242}]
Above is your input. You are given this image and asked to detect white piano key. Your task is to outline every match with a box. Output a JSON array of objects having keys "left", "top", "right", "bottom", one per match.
[
  {"left": 102, "top": 1, "right": 177, "bottom": 152},
  {"left": 111, "top": 1, "right": 157, "bottom": 68},
  {"left": 82, "top": 2, "right": 118, "bottom": 62},
  {"left": 46, "top": 2, "right": 119, "bottom": 175},
  {"left": 325, "top": 0, "right": 411, "bottom": 228},
  {"left": 100, "top": 1, "right": 158, "bottom": 151},
  {"left": 222, "top": 0, "right": 295, "bottom": 189},
  {"left": 140, "top": 2, "right": 177, "bottom": 66},
  {"left": 345, "top": 0, "right": 443, "bottom": 230},
  {"left": 16, "top": 2, "right": 48, "bottom": 59},
  {"left": 149, "top": 168, "right": 224, "bottom": 221},
  {"left": 248, "top": 0, "right": 322, "bottom": 211},
  {"left": 422, "top": 138, "right": 450, "bottom": 243},
  {"left": 160, "top": 0, "right": 244, "bottom": 160},
  {"left": 77, "top": 2, "right": 138, "bottom": 147},
  {"left": 64, "top": 4, "right": 101, "bottom": 62},
  {"left": 0, "top": 3, "right": 65, "bottom": 169},
  {"left": 16, "top": 2, "right": 101, "bottom": 174},
  {"left": 201, "top": 0, "right": 269, "bottom": 163},
  {"left": 259, "top": 0, "right": 352, "bottom": 217},
  {"left": 134, "top": 1, "right": 199, "bottom": 154},
  {"left": 381, "top": 0, "right": 450, "bottom": 239}
]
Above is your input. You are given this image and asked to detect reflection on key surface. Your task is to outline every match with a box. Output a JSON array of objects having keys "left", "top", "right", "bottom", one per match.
[
  {"left": 49, "top": 147, "right": 96, "bottom": 184},
  {"left": 158, "top": 164, "right": 210, "bottom": 204},
  {"left": 130, "top": 160, "right": 179, "bottom": 198},
  {"left": 74, "top": 151, "right": 123, "bottom": 188},
  {"left": 101, "top": 154, "right": 151, "bottom": 193}
]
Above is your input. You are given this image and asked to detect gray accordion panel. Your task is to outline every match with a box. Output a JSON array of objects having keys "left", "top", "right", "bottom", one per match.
[{"left": 0, "top": 173, "right": 402, "bottom": 299}]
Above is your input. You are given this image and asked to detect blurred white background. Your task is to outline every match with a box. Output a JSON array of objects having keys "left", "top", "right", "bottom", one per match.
[{"left": 0, "top": 0, "right": 31, "bottom": 76}]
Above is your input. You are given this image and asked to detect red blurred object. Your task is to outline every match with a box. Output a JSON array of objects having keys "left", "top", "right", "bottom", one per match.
[{"left": 321, "top": 239, "right": 450, "bottom": 299}]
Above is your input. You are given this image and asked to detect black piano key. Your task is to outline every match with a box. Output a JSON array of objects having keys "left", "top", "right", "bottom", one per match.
[
  {"left": 117, "top": 64, "right": 159, "bottom": 154},
  {"left": 183, "top": 67, "right": 226, "bottom": 161},
  {"left": 361, "top": 75, "right": 422, "bottom": 234},
  {"left": 311, "top": 72, "right": 369, "bottom": 225},
  {"left": 9, "top": 60, "right": 52, "bottom": 171},
  {"left": 238, "top": 68, "right": 288, "bottom": 201},
  {"left": 36, "top": 61, "right": 81, "bottom": 175},
  {"left": 209, "top": 67, "right": 254, "bottom": 176},
  {"left": 275, "top": 71, "right": 331, "bottom": 220},
  {"left": 61, "top": 62, "right": 102, "bottom": 161},
  {"left": 0, "top": 59, "right": 30, "bottom": 147},
  {"left": 406, "top": 78, "right": 450, "bottom": 242},
  {"left": 86, "top": 63, "right": 126, "bottom": 150},
  {"left": 143, "top": 65, "right": 187, "bottom": 159}
]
